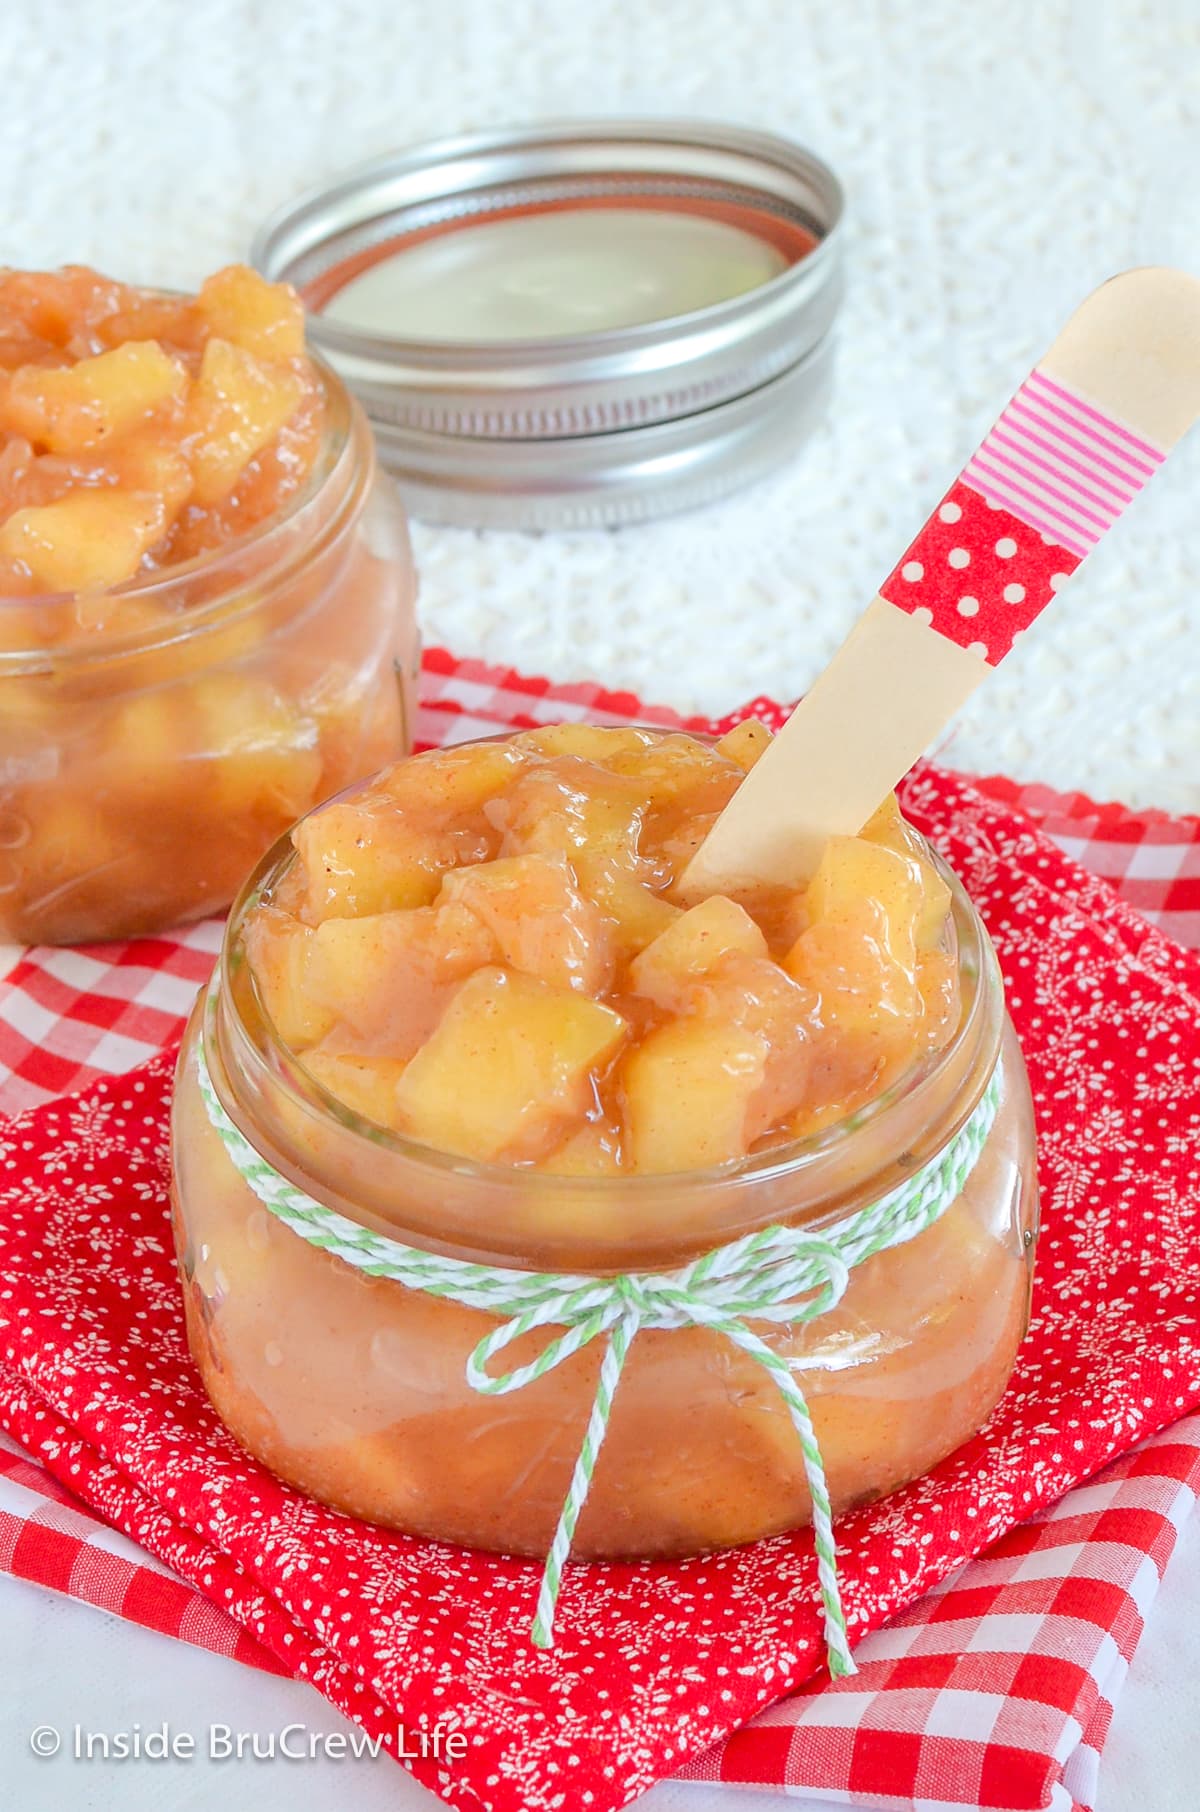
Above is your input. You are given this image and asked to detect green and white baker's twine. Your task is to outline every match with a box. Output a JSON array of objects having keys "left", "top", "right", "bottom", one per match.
[{"left": 195, "top": 1015, "right": 999, "bottom": 1677}]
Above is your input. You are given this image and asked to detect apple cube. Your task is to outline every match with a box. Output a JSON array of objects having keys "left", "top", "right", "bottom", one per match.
[
  {"left": 540, "top": 1116, "right": 625, "bottom": 1176},
  {"left": 243, "top": 906, "right": 337, "bottom": 1050},
  {"left": 28, "top": 792, "right": 124, "bottom": 886},
  {"left": 378, "top": 740, "right": 527, "bottom": 815},
  {"left": 95, "top": 294, "right": 206, "bottom": 355},
  {"left": 443, "top": 854, "right": 611, "bottom": 993},
  {"left": 715, "top": 717, "right": 773, "bottom": 771},
  {"left": 186, "top": 338, "right": 303, "bottom": 505},
  {"left": 804, "top": 835, "right": 923, "bottom": 969},
  {"left": 519, "top": 724, "right": 654, "bottom": 762},
  {"left": 607, "top": 731, "right": 725, "bottom": 804},
  {"left": 394, "top": 967, "right": 627, "bottom": 1162},
  {"left": 0, "top": 490, "right": 167, "bottom": 591},
  {"left": 0, "top": 267, "right": 102, "bottom": 343},
  {"left": 630, "top": 894, "right": 768, "bottom": 1011},
  {"left": 192, "top": 674, "right": 322, "bottom": 823},
  {"left": 786, "top": 838, "right": 927, "bottom": 1044},
  {"left": 3, "top": 340, "right": 186, "bottom": 453},
  {"left": 196, "top": 265, "right": 306, "bottom": 362},
  {"left": 622, "top": 1017, "right": 769, "bottom": 1173},
  {"left": 301, "top": 1050, "right": 409, "bottom": 1128},
  {"left": 860, "top": 791, "right": 906, "bottom": 847},
  {"left": 860, "top": 794, "right": 952, "bottom": 949},
  {"left": 496, "top": 766, "right": 645, "bottom": 867},
  {"left": 90, "top": 690, "right": 198, "bottom": 815},
  {"left": 306, "top": 902, "right": 496, "bottom": 1052},
  {"left": 582, "top": 862, "right": 683, "bottom": 962},
  {"left": 113, "top": 431, "right": 194, "bottom": 520},
  {"left": 293, "top": 799, "right": 485, "bottom": 921},
  {"left": 695, "top": 953, "right": 818, "bottom": 1134},
  {"left": 785, "top": 916, "right": 920, "bottom": 1041}
]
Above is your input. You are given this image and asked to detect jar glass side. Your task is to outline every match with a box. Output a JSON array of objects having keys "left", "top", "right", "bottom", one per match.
[{"left": 170, "top": 846, "right": 1039, "bottom": 1560}]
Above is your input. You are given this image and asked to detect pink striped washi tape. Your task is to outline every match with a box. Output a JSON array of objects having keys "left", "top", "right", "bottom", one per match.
[{"left": 880, "top": 371, "right": 1165, "bottom": 665}]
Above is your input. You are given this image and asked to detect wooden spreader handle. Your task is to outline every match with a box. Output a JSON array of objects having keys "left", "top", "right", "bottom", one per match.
[{"left": 683, "top": 267, "right": 1200, "bottom": 895}]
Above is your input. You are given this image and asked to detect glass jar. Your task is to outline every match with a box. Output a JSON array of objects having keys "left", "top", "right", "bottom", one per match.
[
  {"left": 170, "top": 806, "right": 1039, "bottom": 1563},
  {"left": 0, "top": 365, "right": 419, "bottom": 945}
]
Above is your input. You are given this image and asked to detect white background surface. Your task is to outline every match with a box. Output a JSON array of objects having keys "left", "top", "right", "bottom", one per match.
[
  {"left": 2, "top": 0, "right": 1199, "bottom": 809},
  {"left": 0, "top": 1, "right": 1197, "bottom": 1808}
]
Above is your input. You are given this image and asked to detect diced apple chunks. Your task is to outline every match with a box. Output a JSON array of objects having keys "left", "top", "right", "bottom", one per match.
[
  {"left": 622, "top": 1018, "right": 769, "bottom": 1173},
  {"left": 787, "top": 829, "right": 926, "bottom": 1038},
  {"left": 196, "top": 265, "right": 306, "bottom": 362},
  {"left": 94, "top": 690, "right": 180, "bottom": 788},
  {"left": 607, "top": 732, "right": 725, "bottom": 803},
  {"left": 786, "top": 916, "right": 920, "bottom": 1039},
  {"left": 540, "top": 1116, "right": 624, "bottom": 1176},
  {"left": 630, "top": 895, "right": 768, "bottom": 1011},
  {"left": 520, "top": 724, "right": 654, "bottom": 762},
  {"left": 113, "top": 431, "right": 194, "bottom": 519},
  {"left": 696, "top": 955, "right": 817, "bottom": 1133},
  {"left": 302, "top": 1050, "right": 409, "bottom": 1127},
  {"left": 860, "top": 792, "right": 905, "bottom": 846},
  {"left": 94, "top": 294, "right": 206, "bottom": 354},
  {"left": 293, "top": 800, "right": 485, "bottom": 920},
  {"left": 235, "top": 726, "right": 966, "bottom": 1178},
  {"left": 305, "top": 902, "right": 496, "bottom": 1051},
  {"left": 23, "top": 792, "right": 125, "bottom": 893},
  {"left": 186, "top": 338, "right": 303, "bottom": 505},
  {"left": 0, "top": 489, "right": 168, "bottom": 591},
  {"left": 496, "top": 766, "right": 645, "bottom": 867},
  {"left": 3, "top": 340, "right": 186, "bottom": 453},
  {"left": 0, "top": 265, "right": 329, "bottom": 609},
  {"left": 378, "top": 741, "right": 527, "bottom": 815},
  {"left": 860, "top": 794, "right": 952, "bottom": 948},
  {"left": 714, "top": 717, "right": 773, "bottom": 771},
  {"left": 309, "top": 908, "right": 427, "bottom": 1012},
  {"left": 582, "top": 862, "right": 683, "bottom": 962},
  {"left": 394, "top": 967, "right": 627, "bottom": 1162},
  {"left": 193, "top": 674, "right": 322, "bottom": 822},
  {"left": 805, "top": 836, "right": 923, "bottom": 966},
  {"left": 0, "top": 267, "right": 115, "bottom": 343},
  {"left": 916, "top": 867, "right": 953, "bottom": 947},
  {"left": 244, "top": 907, "right": 337, "bottom": 1050},
  {"left": 443, "top": 854, "right": 611, "bottom": 994}
]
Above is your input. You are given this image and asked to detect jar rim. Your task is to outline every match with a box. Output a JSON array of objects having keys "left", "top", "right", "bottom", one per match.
[
  {"left": 0, "top": 353, "right": 365, "bottom": 671},
  {"left": 207, "top": 741, "right": 1005, "bottom": 1243}
]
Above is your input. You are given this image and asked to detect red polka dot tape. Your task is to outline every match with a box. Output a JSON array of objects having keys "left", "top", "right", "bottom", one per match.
[{"left": 881, "top": 371, "right": 1164, "bottom": 664}]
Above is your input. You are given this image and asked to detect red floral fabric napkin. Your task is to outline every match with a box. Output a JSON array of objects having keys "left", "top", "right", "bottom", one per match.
[{"left": 0, "top": 651, "right": 1198, "bottom": 1812}]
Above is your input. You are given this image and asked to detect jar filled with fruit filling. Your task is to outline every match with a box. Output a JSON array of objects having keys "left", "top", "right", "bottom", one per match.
[
  {"left": 171, "top": 724, "right": 1038, "bottom": 1560},
  {"left": 0, "top": 265, "right": 419, "bottom": 944}
]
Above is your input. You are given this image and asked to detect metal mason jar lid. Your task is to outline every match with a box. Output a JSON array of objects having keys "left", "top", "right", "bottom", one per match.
[{"left": 252, "top": 118, "right": 845, "bottom": 528}]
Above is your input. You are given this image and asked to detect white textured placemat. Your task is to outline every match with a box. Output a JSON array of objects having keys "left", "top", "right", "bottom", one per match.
[{"left": 2, "top": 1, "right": 1198, "bottom": 809}]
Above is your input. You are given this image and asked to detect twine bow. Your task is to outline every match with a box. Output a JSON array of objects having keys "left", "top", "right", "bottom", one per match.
[{"left": 195, "top": 1002, "right": 999, "bottom": 1675}]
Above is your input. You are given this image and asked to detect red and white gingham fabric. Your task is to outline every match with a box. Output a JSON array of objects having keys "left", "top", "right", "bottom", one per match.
[
  {"left": 1, "top": 644, "right": 1198, "bottom": 1812},
  {"left": 681, "top": 1420, "right": 1200, "bottom": 1811},
  {"left": 967, "top": 773, "right": 1200, "bottom": 954}
]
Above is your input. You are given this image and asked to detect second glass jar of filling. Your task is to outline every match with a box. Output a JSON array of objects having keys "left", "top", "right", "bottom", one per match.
[
  {"left": 171, "top": 724, "right": 1039, "bottom": 1560},
  {"left": 0, "top": 265, "right": 419, "bottom": 944}
]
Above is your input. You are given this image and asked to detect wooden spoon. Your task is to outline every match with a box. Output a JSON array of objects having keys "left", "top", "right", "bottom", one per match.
[{"left": 683, "top": 266, "right": 1200, "bottom": 895}]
